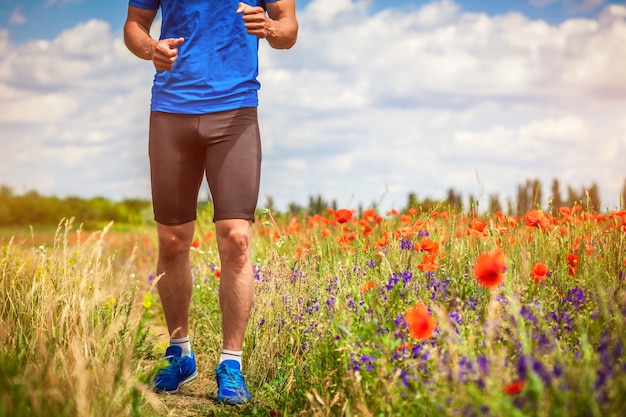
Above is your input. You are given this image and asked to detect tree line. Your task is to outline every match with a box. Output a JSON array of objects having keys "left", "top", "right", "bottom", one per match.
[
  {"left": 0, "top": 185, "right": 151, "bottom": 228},
  {"left": 411, "top": 178, "right": 625, "bottom": 216},
  {"left": 1, "top": 179, "right": 625, "bottom": 227},
  {"left": 276, "top": 178, "right": 626, "bottom": 217}
]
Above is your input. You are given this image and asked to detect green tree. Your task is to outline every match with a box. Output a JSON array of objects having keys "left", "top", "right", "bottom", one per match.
[
  {"left": 445, "top": 188, "right": 462, "bottom": 211},
  {"left": 488, "top": 193, "right": 502, "bottom": 214},
  {"left": 550, "top": 178, "right": 562, "bottom": 215}
]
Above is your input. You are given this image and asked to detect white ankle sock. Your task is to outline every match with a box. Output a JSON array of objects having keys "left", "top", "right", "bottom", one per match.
[
  {"left": 170, "top": 336, "right": 191, "bottom": 357},
  {"left": 219, "top": 349, "right": 243, "bottom": 368}
]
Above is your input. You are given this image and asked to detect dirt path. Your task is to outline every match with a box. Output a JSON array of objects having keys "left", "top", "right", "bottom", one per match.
[
  {"left": 150, "top": 352, "right": 269, "bottom": 417},
  {"left": 145, "top": 324, "right": 259, "bottom": 416},
  {"left": 156, "top": 357, "right": 218, "bottom": 417}
]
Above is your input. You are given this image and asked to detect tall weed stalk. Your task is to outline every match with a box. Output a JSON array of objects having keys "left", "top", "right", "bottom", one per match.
[{"left": 0, "top": 219, "right": 159, "bottom": 417}]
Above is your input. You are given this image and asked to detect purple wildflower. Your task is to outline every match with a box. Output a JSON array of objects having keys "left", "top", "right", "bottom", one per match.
[{"left": 400, "top": 238, "right": 413, "bottom": 250}]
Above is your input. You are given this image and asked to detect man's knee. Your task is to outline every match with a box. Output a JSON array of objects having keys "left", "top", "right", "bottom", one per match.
[
  {"left": 157, "top": 223, "right": 195, "bottom": 258},
  {"left": 217, "top": 220, "right": 252, "bottom": 262}
]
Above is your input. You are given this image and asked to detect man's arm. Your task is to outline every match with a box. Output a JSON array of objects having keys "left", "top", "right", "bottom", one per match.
[
  {"left": 265, "top": 0, "right": 298, "bottom": 49},
  {"left": 123, "top": 5, "right": 185, "bottom": 71},
  {"left": 237, "top": 1, "right": 298, "bottom": 49},
  {"left": 123, "top": 6, "right": 158, "bottom": 60}
]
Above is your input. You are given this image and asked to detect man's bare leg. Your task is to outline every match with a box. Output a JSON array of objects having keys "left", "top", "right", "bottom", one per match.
[
  {"left": 150, "top": 220, "right": 197, "bottom": 393},
  {"left": 156, "top": 221, "right": 196, "bottom": 339},
  {"left": 215, "top": 218, "right": 255, "bottom": 352}
]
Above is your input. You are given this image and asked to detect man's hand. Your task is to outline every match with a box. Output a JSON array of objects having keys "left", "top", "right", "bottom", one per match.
[
  {"left": 236, "top": 2, "right": 275, "bottom": 39},
  {"left": 150, "top": 37, "right": 185, "bottom": 71}
]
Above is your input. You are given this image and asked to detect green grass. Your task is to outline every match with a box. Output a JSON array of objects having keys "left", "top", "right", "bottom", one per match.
[{"left": 1, "top": 206, "right": 625, "bottom": 416}]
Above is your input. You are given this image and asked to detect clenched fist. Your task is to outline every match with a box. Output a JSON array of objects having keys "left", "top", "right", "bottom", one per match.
[
  {"left": 150, "top": 37, "right": 185, "bottom": 71},
  {"left": 236, "top": 2, "right": 275, "bottom": 39}
]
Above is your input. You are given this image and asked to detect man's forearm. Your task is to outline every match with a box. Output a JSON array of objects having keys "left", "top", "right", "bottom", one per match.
[
  {"left": 265, "top": 16, "right": 298, "bottom": 49},
  {"left": 124, "top": 22, "right": 157, "bottom": 61}
]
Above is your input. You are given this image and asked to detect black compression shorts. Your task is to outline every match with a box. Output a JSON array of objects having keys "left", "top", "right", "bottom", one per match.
[{"left": 148, "top": 107, "right": 261, "bottom": 225}]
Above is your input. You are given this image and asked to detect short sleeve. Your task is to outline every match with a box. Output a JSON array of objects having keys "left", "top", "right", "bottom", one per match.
[{"left": 129, "top": 0, "right": 160, "bottom": 10}]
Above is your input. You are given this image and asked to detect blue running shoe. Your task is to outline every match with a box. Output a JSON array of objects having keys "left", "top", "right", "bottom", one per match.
[
  {"left": 152, "top": 345, "right": 197, "bottom": 394},
  {"left": 215, "top": 360, "right": 251, "bottom": 405}
]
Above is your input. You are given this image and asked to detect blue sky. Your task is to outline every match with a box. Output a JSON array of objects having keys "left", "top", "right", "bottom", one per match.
[
  {"left": 1, "top": 0, "right": 625, "bottom": 212},
  {"left": 3, "top": 0, "right": 623, "bottom": 44}
]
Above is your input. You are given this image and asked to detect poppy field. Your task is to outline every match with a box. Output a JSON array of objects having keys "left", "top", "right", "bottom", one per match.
[{"left": 1, "top": 203, "right": 625, "bottom": 416}]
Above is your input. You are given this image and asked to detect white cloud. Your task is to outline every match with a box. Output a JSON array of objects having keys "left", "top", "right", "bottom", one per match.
[
  {"left": 0, "top": 18, "right": 154, "bottom": 199},
  {"left": 258, "top": 0, "right": 626, "bottom": 209},
  {"left": 413, "top": 0, "right": 460, "bottom": 27},
  {"left": 304, "top": 0, "right": 369, "bottom": 26},
  {"left": 1, "top": 0, "right": 625, "bottom": 212},
  {"left": 9, "top": 8, "right": 27, "bottom": 25}
]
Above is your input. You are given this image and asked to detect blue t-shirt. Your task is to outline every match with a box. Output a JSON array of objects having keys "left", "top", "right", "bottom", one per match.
[{"left": 129, "top": 0, "right": 276, "bottom": 114}]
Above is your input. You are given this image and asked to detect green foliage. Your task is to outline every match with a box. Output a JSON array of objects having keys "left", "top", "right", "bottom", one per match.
[
  {"left": 183, "top": 204, "right": 626, "bottom": 416},
  {"left": 0, "top": 220, "right": 160, "bottom": 417},
  {"left": 0, "top": 185, "right": 152, "bottom": 228},
  {"left": 2, "top": 198, "right": 626, "bottom": 416}
]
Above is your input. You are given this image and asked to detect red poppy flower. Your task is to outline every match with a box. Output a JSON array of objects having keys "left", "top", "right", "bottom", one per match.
[
  {"left": 335, "top": 209, "right": 353, "bottom": 224},
  {"left": 567, "top": 254, "right": 579, "bottom": 276},
  {"left": 400, "top": 214, "right": 412, "bottom": 224},
  {"left": 524, "top": 209, "right": 549, "bottom": 229},
  {"left": 559, "top": 206, "right": 572, "bottom": 216},
  {"left": 336, "top": 232, "right": 356, "bottom": 246},
  {"left": 504, "top": 380, "right": 525, "bottom": 395},
  {"left": 473, "top": 250, "right": 506, "bottom": 288},
  {"left": 418, "top": 253, "right": 440, "bottom": 272},
  {"left": 362, "top": 208, "right": 377, "bottom": 220},
  {"left": 470, "top": 218, "right": 488, "bottom": 233},
  {"left": 404, "top": 302, "right": 437, "bottom": 341},
  {"left": 468, "top": 227, "right": 488, "bottom": 238},
  {"left": 360, "top": 281, "right": 377, "bottom": 293},
  {"left": 395, "top": 343, "right": 414, "bottom": 351},
  {"left": 418, "top": 237, "right": 439, "bottom": 254},
  {"left": 190, "top": 240, "right": 200, "bottom": 248},
  {"left": 530, "top": 262, "right": 549, "bottom": 284}
]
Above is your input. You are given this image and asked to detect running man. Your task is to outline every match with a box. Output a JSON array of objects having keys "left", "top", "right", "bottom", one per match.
[{"left": 123, "top": 0, "right": 298, "bottom": 405}]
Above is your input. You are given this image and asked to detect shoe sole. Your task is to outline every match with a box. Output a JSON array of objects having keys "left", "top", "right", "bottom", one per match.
[
  {"left": 216, "top": 396, "right": 251, "bottom": 405},
  {"left": 155, "top": 371, "right": 198, "bottom": 394},
  {"left": 216, "top": 390, "right": 251, "bottom": 405}
]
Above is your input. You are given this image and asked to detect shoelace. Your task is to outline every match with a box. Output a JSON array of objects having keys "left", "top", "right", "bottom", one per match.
[
  {"left": 216, "top": 364, "right": 245, "bottom": 391},
  {"left": 159, "top": 355, "right": 185, "bottom": 376}
]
